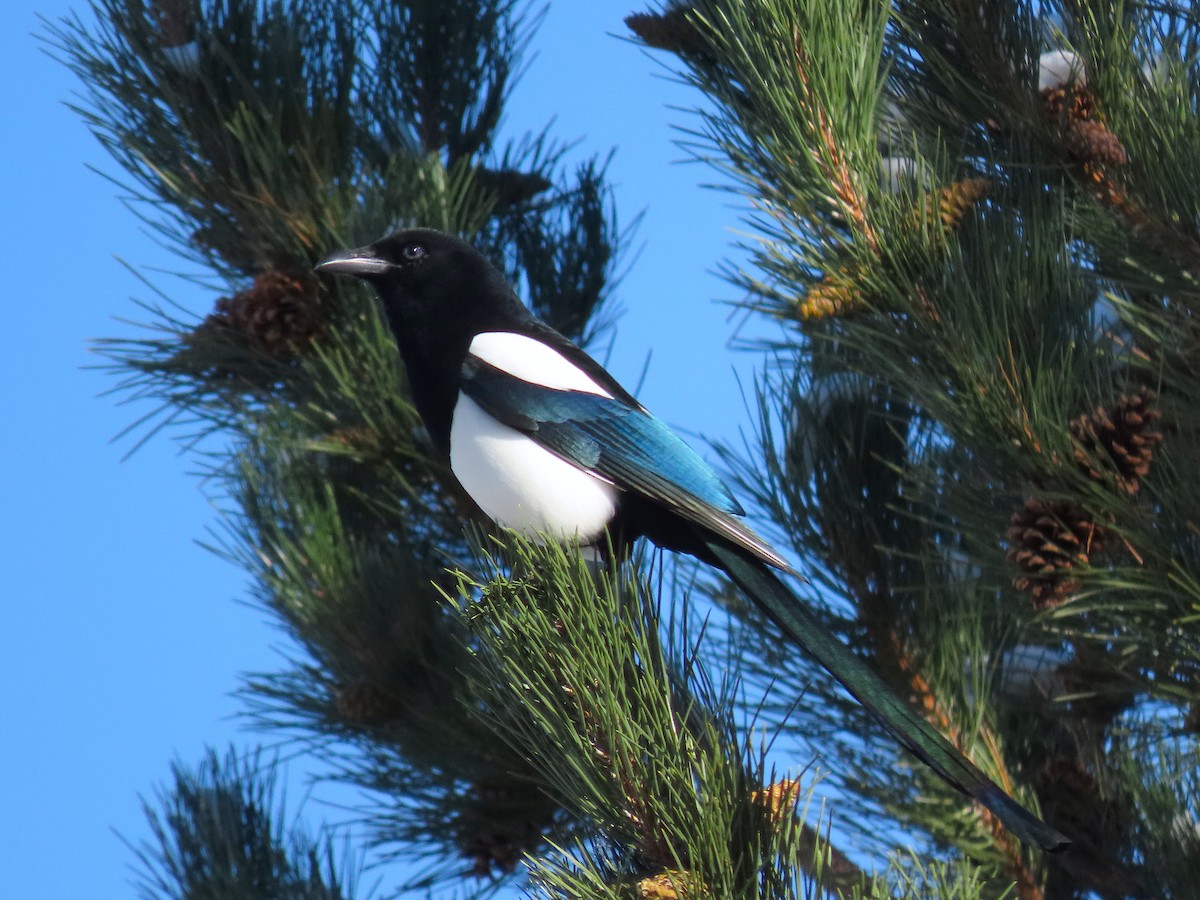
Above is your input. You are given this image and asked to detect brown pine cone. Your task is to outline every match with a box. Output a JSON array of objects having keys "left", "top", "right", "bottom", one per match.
[
  {"left": 152, "top": 0, "right": 194, "bottom": 48},
  {"left": 456, "top": 775, "right": 557, "bottom": 877},
  {"left": 797, "top": 268, "right": 861, "bottom": 320},
  {"left": 474, "top": 167, "right": 553, "bottom": 208},
  {"left": 334, "top": 679, "right": 405, "bottom": 726},
  {"left": 1042, "top": 85, "right": 1128, "bottom": 166},
  {"left": 198, "top": 268, "right": 325, "bottom": 357},
  {"left": 626, "top": 7, "right": 709, "bottom": 57},
  {"left": 1006, "top": 497, "right": 1105, "bottom": 609},
  {"left": 1069, "top": 389, "right": 1163, "bottom": 495}
]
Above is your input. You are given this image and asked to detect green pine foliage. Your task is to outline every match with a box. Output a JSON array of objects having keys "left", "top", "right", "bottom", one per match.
[
  {"left": 45, "top": 0, "right": 636, "bottom": 891},
  {"left": 49, "top": 0, "right": 1200, "bottom": 896},
  {"left": 632, "top": 0, "right": 1200, "bottom": 896},
  {"left": 127, "top": 747, "right": 355, "bottom": 900}
]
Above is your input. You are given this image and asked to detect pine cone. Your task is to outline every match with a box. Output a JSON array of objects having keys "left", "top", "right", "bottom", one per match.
[
  {"left": 196, "top": 268, "right": 325, "bottom": 357},
  {"left": 1042, "top": 86, "right": 1128, "bottom": 167},
  {"left": 1035, "top": 757, "right": 1138, "bottom": 895},
  {"left": 1042, "top": 85, "right": 1091, "bottom": 121},
  {"left": 151, "top": 0, "right": 194, "bottom": 48},
  {"left": 334, "top": 679, "right": 405, "bottom": 725},
  {"left": 636, "top": 870, "right": 706, "bottom": 898},
  {"left": 1006, "top": 497, "right": 1105, "bottom": 609},
  {"left": 1063, "top": 119, "right": 1129, "bottom": 167},
  {"left": 475, "top": 167, "right": 553, "bottom": 209},
  {"left": 1069, "top": 389, "right": 1163, "bottom": 495},
  {"left": 626, "top": 8, "right": 709, "bottom": 57},
  {"left": 797, "top": 268, "right": 861, "bottom": 320},
  {"left": 456, "top": 775, "right": 557, "bottom": 877},
  {"left": 751, "top": 779, "right": 802, "bottom": 826},
  {"left": 933, "top": 177, "right": 991, "bottom": 231}
]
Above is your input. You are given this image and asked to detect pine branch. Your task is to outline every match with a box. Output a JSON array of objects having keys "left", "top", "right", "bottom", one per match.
[
  {"left": 125, "top": 747, "right": 355, "bottom": 900},
  {"left": 52, "top": 0, "right": 638, "bottom": 891},
  {"left": 448, "top": 533, "right": 873, "bottom": 898},
  {"left": 641, "top": 2, "right": 1200, "bottom": 892}
]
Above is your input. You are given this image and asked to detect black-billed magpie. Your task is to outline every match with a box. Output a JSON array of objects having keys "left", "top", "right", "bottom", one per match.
[{"left": 316, "top": 228, "right": 1068, "bottom": 852}]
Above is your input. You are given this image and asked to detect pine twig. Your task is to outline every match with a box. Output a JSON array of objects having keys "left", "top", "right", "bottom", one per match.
[
  {"left": 859, "top": 592, "right": 1043, "bottom": 899},
  {"left": 792, "top": 26, "right": 879, "bottom": 255}
]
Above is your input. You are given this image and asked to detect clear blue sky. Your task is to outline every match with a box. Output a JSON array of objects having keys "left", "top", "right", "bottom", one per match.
[{"left": 1, "top": 2, "right": 776, "bottom": 895}]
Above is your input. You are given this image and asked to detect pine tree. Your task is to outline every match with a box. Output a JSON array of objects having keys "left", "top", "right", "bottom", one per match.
[
  {"left": 629, "top": 0, "right": 1200, "bottom": 896},
  {"left": 48, "top": 0, "right": 1199, "bottom": 898}
]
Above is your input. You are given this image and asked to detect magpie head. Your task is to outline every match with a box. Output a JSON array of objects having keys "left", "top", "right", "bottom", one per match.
[
  {"left": 316, "top": 228, "right": 522, "bottom": 332},
  {"left": 317, "top": 228, "right": 493, "bottom": 295}
]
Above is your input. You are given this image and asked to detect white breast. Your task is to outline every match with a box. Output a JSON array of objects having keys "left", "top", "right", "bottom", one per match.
[{"left": 450, "top": 395, "right": 620, "bottom": 543}]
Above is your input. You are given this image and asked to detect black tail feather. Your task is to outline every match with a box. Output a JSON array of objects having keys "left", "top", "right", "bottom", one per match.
[{"left": 704, "top": 537, "right": 1069, "bottom": 852}]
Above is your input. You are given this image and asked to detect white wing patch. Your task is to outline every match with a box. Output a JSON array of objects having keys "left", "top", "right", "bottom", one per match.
[
  {"left": 468, "top": 332, "right": 613, "bottom": 397},
  {"left": 450, "top": 394, "right": 620, "bottom": 543}
]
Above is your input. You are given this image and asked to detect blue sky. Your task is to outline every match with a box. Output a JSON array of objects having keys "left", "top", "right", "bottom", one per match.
[{"left": 2, "top": 2, "right": 776, "bottom": 895}]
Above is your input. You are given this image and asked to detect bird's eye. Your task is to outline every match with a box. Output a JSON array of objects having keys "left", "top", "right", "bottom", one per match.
[{"left": 402, "top": 242, "right": 426, "bottom": 261}]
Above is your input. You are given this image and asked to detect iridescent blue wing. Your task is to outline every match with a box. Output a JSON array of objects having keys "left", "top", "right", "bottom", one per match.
[{"left": 460, "top": 355, "right": 790, "bottom": 570}]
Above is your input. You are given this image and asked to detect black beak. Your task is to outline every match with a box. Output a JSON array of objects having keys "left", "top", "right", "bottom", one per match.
[{"left": 315, "top": 247, "right": 392, "bottom": 277}]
